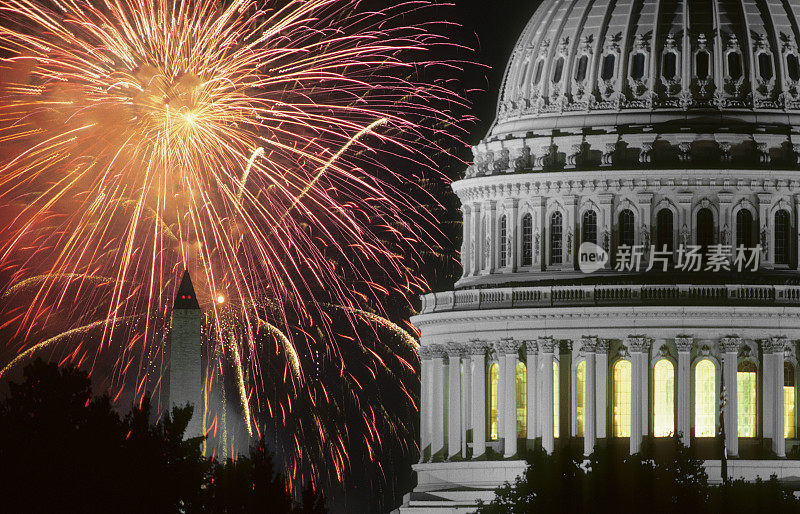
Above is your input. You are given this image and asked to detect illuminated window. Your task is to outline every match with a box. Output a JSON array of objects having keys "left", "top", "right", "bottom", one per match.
[
  {"left": 575, "top": 361, "right": 586, "bottom": 437},
  {"left": 786, "top": 362, "right": 796, "bottom": 439},
  {"left": 522, "top": 214, "right": 533, "bottom": 266},
  {"left": 737, "top": 361, "right": 757, "bottom": 437},
  {"left": 550, "top": 211, "right": 563, "bottom": 265},
  {"left": 582, "top": 210, "right": 597, "bottom": 245},
  {"left": 516, "top": 362, "right": 527, "bottom": 439},
  {"left": 554, "top": 361, "right": 560, "bottom": 438},
  {"left": 613, "top": 360, "right": 631, "bottom": 437},
  {"left": 488, "top": 363, "right": 499, "bottom": 441},
  {"left": 654, "top": 359, "right": 675, "bottom": 437},
  {"left": 694, "top": 359, "right": 716, "bottom": 437},
  {"left": 499, "top": 215, "right": 508, "bottom": 268}
]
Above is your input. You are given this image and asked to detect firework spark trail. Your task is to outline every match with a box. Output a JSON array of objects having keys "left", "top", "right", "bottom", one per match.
[{"left": 0, "top": 0, "right": 468, "bottom": 491}]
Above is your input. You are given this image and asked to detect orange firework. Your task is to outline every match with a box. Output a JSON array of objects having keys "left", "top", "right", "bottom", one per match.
[{"left": 0, "top": 0, "right": 467, "bottom": 494}]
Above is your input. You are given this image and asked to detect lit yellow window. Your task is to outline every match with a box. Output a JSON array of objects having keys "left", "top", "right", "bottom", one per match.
[
  {"left": 516, "top": 362, "right": 527, "bottom": 439},
  {"left": 554, "top": 362, "right": 559, "bottom": 438},
  {"left": 786, "top": 362, "right": 796, "bottom": 439},
  {"left": 613, "top": 360, "right": 631, "bottom": 437},
  {"left": 575, "top": 361, "right": 585, "bottom": 437},
  {"left": 488, "top": 363, "right": 499, "bottom": 441},
  {"left": 694, "top": 359, "right": 716, "bottom": 437},
  {"left": 653, "top": 359, "right": 675, "bottom": 437},
  {"left": 737, "top": 361, "right": 757, "bottom": 437}
]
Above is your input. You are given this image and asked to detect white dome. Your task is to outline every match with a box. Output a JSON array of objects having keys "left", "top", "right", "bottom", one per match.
[{"left": 492, "top": 0, "right": 800, "bottom": 139}]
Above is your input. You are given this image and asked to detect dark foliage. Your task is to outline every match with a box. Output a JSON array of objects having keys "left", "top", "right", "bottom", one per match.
[
  {"left": 477, "top": 437, "right": 800, "bottom": 514},
  {"left": 0, "top": 359, "right": 326, "bottom": 513}
]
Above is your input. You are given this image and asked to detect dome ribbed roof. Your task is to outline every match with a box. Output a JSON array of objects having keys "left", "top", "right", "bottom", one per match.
[{"left": 491, "top": 0, "right": 800, "bottom": 139}]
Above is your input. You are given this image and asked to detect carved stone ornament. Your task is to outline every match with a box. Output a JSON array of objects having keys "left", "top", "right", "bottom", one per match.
[
  {"left": 467, "top": 339, "right": 490, "bottom": 355},
  {"left": 525, "top": 340, "right": 539, "bottom": 354},
  {"left": 626, "top": 336, "right": 651, "bottom": 353},
  {"left": 595, "top": 339, "right": 610, "bottom": 354},
  {"left": 721, "top": 336, "right": 741, "bottom": 353},
  {"left": 538, "top": 337, "right": 557, "bottom": 353},
  {"left": 419, "top": 346, "right": 434, "bottom": 360},
  {"left": 617, "top": 345, "right": 631, "bottom": 359},
  {"left": 428, "top": 343, "right": 447, "bottom": 358},
  {"left": 445, "top": 341, "right": 465, "bottom": 356},
  {"left": 764, "top": 336, "right": 789, "bottom": 354},
  {"left": 495, "top": 337, "right": 521, "bottom": 354},
  {"left": 675, "top": 337, "right": 694, "bottom": 352},
  {"left": 580, "top": 336, "right": 598, "bottom": 353}
]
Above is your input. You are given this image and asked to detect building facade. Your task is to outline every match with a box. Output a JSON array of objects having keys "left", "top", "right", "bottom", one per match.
[{"left": 396, "top": 0, "right": 800, "bottom": 511}]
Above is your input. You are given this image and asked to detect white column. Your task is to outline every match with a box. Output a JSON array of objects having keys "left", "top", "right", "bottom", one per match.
[
  {"left": 430, "top": 345, "right": 446, "bottom": 458},
  {"left": 628, "top": 336, "right": 650, "bottom": 454},
  {"left": 461, "top": 205, "right": 472, "bottom": 277},
  {"left": 675, "top": 337, "right": 693, "bottom": 445},
  {"left": 487, "top": 201, "right": 498, "bottom": 272},
  {"left": 470, "top": 204, "right": 481, "bottom": 276},
  {"left": 595, "top": 340, "right": 609, "bottom": 440},
  {"left": 470, "top": 342, "right": 487, "bottom": 458},
  {"left": 563, "top": 195, "right": 577, "bottom": 270},
  {"left": 507, "top": 198, "right": 519, "bottom": 272},
  {"left": 446, "top": 343, "right": 463, "bottom": 459},
  {"left": 758, "top": 193, "right": 772, "bottom": 268},
  {"left": 499, "top": 338, "right": 521, "bottom": 457},
  {"left": 767, "top": 337, "right": 788, "bottom": 457},
  {"left": 539, "top": 337, "right": 556, "bottom": 453},
  {"left": 582, "top": 338, "right": 597, "bottom": 456},
  {"left": 419, "top": 347, "right": 433, "bottom": 462},
  {"left": 462, "top": 346, "right": 472, "bottom": 458},
  {"left": 525, "top": 341, "right": 539, "bottom": 446},
  {"left": 533, "top": 196, "right": 545, "bottom": 269},
  {"left": 721, "top": 337, "right": 740, "bottom": 458}
]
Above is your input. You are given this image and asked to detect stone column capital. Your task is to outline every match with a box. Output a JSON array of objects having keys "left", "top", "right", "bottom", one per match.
[
  {"left": 580, "top": 336, "right": 598, "bottom": 353},
  {"left": 675, "top": 336, "right": 694, "bottom": 352},
  {"left": 594, "top": 339, "right": 610, "bottom": 353},
  {"left": 764, "top": 336, "right": 789, "bottom": 354},
  {"left": 428, "top": 343, "right": 447, "bottom": 358},
  {"left": 495, "top": 337, "right": 521, "bottom": 355},
  {"left": 445, "top": 341, "right": 465, "bottom": 356},
  {"left": 419, "top": 346, "right": 434, "bottom": 360},
  {"left": 467, "top": 339, "right": 490, "bottom": 355},
  {"left": 721, "top": 336, "right": 742, "bottom": 353},
  {"left": 538, "top": 337, "right": 557, "bottom": 354},
  {"left": 524, "top": 340, "right": 539, "bottom": 354},
  {"left": 625, "top": 336, "right": 652, "bottom": 353}
]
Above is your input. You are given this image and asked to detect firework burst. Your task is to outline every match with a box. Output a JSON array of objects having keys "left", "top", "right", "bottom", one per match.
[{"left": 0, "top": 0, "right": 469, "bottom": 494}]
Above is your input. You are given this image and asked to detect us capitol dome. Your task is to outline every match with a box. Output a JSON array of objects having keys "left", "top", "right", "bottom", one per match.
[{"left": 395, "top": 0, "right": 800, "bottom": 512}]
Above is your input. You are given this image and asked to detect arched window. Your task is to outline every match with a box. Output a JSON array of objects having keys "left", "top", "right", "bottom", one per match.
[
  {"left": 758, "top": 53, "right": 773, "bottom": 81},
  {"left": 575, "top": 360, "right": 586, "bottom": 437},
  {"left": 737, "top": 361, "right": 757, "bottom": 437},
  {"left": 534, "top": 59, "right": 544, "bottom": 84},
  {"left": 775, "top": 210, "right": 791, "bottom": 265},
  {"left": 694, "top": 359, "right": 716, "bottom": 437},
  {"left": 553, "top": 57, "right": 565, "bottom": 83},
  {"left": 575, "top": 55, "right": 589, "bottom": 82},
  {"left": 516, "top": 362, "right": 527, "bottom": 438},
  {"left": 553, "top": 361, "right": 560, "bottom": 438},
  {"left": 663, "top": 52, "right": 677, "bottom": 80},
  {"left": 696, "top": 51, "right": 710, "bottom": 80},
  {"left": 488, "top": 363, "right": 499, "bottom": 441},
  {"left": 582, "top": 210, "right": 597, "bottom": 245},
  {"left": 521, "top": 214, "right": 533, "bottom": 266},
  {"left": 550, "top": 211, "right": 563, "bottom": 265},
  {"left": 619, "top": 209, "right": 635, "bottom": 247},
  {"left": 788, "top": 54, "right": 800, "bottom": 82},
  {"left": 499, "top": 215, "right": 508, "bottom": 268},
  {"left": 736, "top": 209, "right": 754, "bottom": 248},
  {"left": 613, "top": 360, "right": 631, "bottom": 437},
  {"left": 786, "top": 362, "right": 796, "bottom": 439},
  {"left": 518, "top": 62, "right": 529, "bottom": 88},
  {"left": 656, "top": 208, "right": 674, "bottom": 252},
  {"left": 654, "top": 359, "right": 675, "bottom": 437},
  {"left": 601, "top": 54, "right": 616, "bottom": 81},
  {"left": 631, "top": 53, "right": 646, "bottom": 80},
  {"left": 728, "top": 52, "right": 743, "bottom": 80},
  {"left": 696, "top": 208, "right": 714, "bottom": 251}
]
